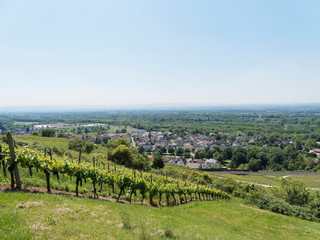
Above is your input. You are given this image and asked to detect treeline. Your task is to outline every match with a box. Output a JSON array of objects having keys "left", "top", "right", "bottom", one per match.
[
  {"left": 5, "top": 111, "right": 320, "bottom": 140},
  {"left": 196, "top": 145, "right": 319, "bottom": 172}
]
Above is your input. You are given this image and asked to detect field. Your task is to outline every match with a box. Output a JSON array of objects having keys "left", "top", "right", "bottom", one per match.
[
  {"left": 210, "top": 172, "right": 320, "bottom": 189},
  {"left": 1, "top": 191, "right": 320, "bottom": 240}
]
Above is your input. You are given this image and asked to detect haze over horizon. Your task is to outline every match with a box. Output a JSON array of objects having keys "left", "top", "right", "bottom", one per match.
[{"left": 1, "top": 0, "right": 319, "bottom": 107}]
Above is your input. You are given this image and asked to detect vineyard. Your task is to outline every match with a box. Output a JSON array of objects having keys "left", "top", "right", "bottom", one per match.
[{"left": 0, "top": 134, "right": 230, "bottom": 206}]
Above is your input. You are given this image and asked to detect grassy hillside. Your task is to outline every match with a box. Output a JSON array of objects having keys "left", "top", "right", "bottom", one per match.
[
  {"left": 1, "top": 135, "right": 320, "bottom": 240},
  {"left": 209, "top": 172, "right": 320, "bottom": 189},
  {"left": 13, "top": 135, "right": 109, "bottom": 163},
  {"left": 1, "top": 191, "right": 320, "bottom": 240}
]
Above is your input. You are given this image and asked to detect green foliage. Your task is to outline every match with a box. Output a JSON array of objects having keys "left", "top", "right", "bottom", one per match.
[
  {"left": 107, "top": 139, "right": 130, "bottom": 148},
  {"left": 152, "top": 154, "right": 164, "bottom": 169},
  {"left": 68, "top": 136, "right": 95, "bottom": 154},
  {"left": 175, "top": 148, "right": 183, "bottom": 156},
  {"left": 131, "top": 154, "right": 150, "bottom": 171},
  {"left": 112, "top": 145, "right": 132, "bottom": 165},
  {"left": 213, "top": 176, "right": 320, "bottom": 222},
  {"left": 0, "top": 145, "right": 230, "bottom": 206},
  {"left": 249, "top": 191, "right": 318, "bottom": 222},
  {"left": 41, "top": 128, "right": 55, "bottom": 137},
  {"left": 247, "top": 158, "right": 262, "bottom": 172},
  {"left": 281, "top": 179, "right": 311, "bottom": 206}
]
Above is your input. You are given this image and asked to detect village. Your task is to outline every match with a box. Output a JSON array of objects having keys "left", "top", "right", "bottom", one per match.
[{"left": 9, "top": 122, "right": 319, "bottom": 171}]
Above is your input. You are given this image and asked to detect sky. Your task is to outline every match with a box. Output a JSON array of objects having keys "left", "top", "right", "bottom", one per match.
[{"left": 0, "top": 0, "right": 320, "bottom": 107}]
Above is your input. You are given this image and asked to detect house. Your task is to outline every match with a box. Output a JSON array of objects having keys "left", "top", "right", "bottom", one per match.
[
  {"left": 202, "top": 163, "right": 214, "bottom": 169},
  {"left": 187, "top": 163, "right": 201, "bottom": 169},
  {"left": 310, "top": 149, "right": 320, "bottom": 157},
  {"left": 232, "top": 142, "right": 240, "bottom": 148},
  {"left": 176, "top": 158, "right": 187, "bottom": 166},
  {"left": 164, "top": 158, "right": 176, "bottom": 164},
  {"left": 142, "top": 145, "right": 153, "bottom": 151},
  {"left": 205, "top": 159, "right": 220, "bottom": 168},
  {"left": 241, "top": 142, "right": 248, "bottom": 147},
  {"left": 128, "top": 129, "right": 146, "bottom": 134}
]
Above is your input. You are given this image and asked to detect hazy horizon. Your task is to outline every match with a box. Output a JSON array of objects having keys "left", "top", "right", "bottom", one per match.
[
  {"left": 1, "top": 102, "right": 320, "bottom": 113},
  {"left": 1, "top": 1, "right": 319, "bottom": 106}
]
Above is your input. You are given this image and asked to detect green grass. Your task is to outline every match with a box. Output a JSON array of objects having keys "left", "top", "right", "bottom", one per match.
[
  {"left": 288, "top": 175, "right": 320, "bottom": 189},
  {"left": 0, "top": 191, "right": 319, "bottom": 240},
  {"left": 109, "top": 125, "right": 137, "bottom": 133},
  {"left": 210, "top": 173, "right": 283, "bottom": 187},
  {"left": 14, "top": 135, "right": 71, "bottom": 151},
  {"left": 13, "top": 135, "right": 109, "bottom": 164}
]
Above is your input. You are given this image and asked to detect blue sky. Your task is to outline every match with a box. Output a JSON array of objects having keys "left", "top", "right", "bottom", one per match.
[{"left": 0, "top": 0, "right": 319, "bottom": 107}]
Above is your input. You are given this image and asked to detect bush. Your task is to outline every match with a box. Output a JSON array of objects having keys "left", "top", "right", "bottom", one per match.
[
  {"left": 41, "top": 128, "right": 55, "bottom": 137},
  {"left": 248, "top": 191, "right": 318, "bottom": 222},
  {"left": 281, "top": 179, "right": 310, "bottom": 206}
]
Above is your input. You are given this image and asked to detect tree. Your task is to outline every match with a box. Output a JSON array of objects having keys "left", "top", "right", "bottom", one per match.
[
  {"left": 57, "top": 133, "right": 66, "bottom": 138},
  {"left": 175, "top": 148, "right": 184, "bottom": 156},
  {"left": 160, "top": 146, "right": 167, "bottom": 154},
  {"left": 69, "top": 137, "right": 95, "bottom": 163},
  {"left": 183, "top": 152, "right": 191, "bottom": 158},
  {"left": 112, "top": 145, "right": 132, "bottom": 165},
  {"left": 230, "top": 148, "right": 247, "bottom": 168},
  {"left": 152, "top": 154, "right": 164, "bottom": 169},
  {"left": 195, "top": 150, "right": 206, "bottom": 159},
  {"left": 95, "top": 137, "right": 102, "bottom": 144},
  {"left": 294, "top": 139, "right": 303, "bottom": 151},
  {"left": 138, "top": 145, "right": 145, "bottom": 154},
  {"left": 247, "top": 158, "right": 261, "bottom": 172},
  {"left": 107, "top": 138, "right": 130, "bottom": 148},
  {"left": 102, "top": 137, "right": 109, "bottom": 144},
  {"left": 168, "top": 147, "right": 175, "bottom": 155},
  {"left": 131, "top": 154, "right": 150, "bottom": 171},
  {"left": 31, "top": 131, "right": 39, "bottom": 136},
  {"left": 281, "top": 179, "right": 310, "bottom": 206},
  {"left": 41, "top": 128, "right": 55, "bottom": 137}
]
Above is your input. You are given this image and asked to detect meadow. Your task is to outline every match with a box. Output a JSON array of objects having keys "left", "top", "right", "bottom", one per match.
[
  {"left": 1, "top": 191, "right": 320, "bottom": 240},
  {"left": 209, "top": 172, "right": 320, "bottom": 189}
]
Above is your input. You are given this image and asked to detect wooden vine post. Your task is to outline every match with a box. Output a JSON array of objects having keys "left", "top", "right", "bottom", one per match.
[
  {"left": 149, "top": 174, "right": 153, "bottom": 205},
  {"left": 49, "top": 148, "right": 60, "bottom": 182},
  {"left": 92, "top": 157, "right": 98, "bottom": 198},
  {"left": 43, "top": 147, "right": 51, "bottom": 193},
  {"left": 0, "top": 144, "right": 7, "bottom": 177},
  {"left": 6, "top": 132, "right": 21, "bottom": 189}
]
